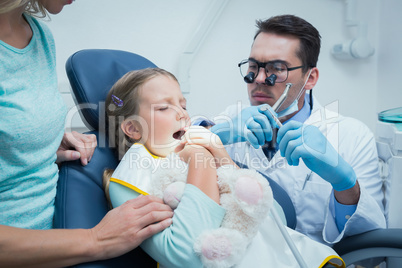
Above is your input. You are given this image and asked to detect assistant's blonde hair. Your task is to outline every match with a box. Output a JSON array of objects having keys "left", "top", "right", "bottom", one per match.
[{"left": 0, "top": 0, "right": 48, "bottom": 17}]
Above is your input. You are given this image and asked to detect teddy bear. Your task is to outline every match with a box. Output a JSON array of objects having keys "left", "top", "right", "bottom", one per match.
[{"left": 151, "top": 153, "right": 273, "bottom": 268}]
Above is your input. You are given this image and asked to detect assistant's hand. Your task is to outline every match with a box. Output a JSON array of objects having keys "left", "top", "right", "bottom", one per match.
[
  {"left": 56, "top": 131, "right": 97, "bottom": 166},
  {"left": 277, "top": 121, "right": 356, "bottom": 191},
  {"left": 210, "top": 105, "right": 278, "bottom": 148},
  {"left": 90, "top": 195, "right": 173, "bottom": 260}
]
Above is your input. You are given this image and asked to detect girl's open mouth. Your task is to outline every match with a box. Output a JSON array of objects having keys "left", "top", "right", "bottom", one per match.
[{"left": 173, "top": 130, "right": 185, "bottom": 140}]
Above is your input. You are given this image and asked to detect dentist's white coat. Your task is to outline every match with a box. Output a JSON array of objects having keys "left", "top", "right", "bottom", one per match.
[{"left": 222, "top": 96, "right": 386, "bottom": 245}]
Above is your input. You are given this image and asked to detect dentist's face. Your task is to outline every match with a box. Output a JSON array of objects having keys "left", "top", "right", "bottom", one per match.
[
  {"left": 40, "top": 0, "right": 74, "bottom": 15},
  {"left": 247, "top": 32, "right": 307, "bottom": 114}
]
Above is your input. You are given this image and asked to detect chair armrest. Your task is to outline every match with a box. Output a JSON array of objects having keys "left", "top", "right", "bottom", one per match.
[{"left": 333, "top": 228, "right": 402, "bottom": 256}]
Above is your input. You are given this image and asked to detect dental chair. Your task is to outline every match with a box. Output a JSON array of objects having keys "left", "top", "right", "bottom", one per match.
[
  {"left": 54, "top": 49, "right": 402, "bottom": 268},
  {"left": 53, "top": 49, "right": 158, "bottom": 267},
  {"left": 53, "top": 48, "right": 298, "bottom": 267},
  {"left": 333, "top": 228, "right": 402, "bottom": 267}
]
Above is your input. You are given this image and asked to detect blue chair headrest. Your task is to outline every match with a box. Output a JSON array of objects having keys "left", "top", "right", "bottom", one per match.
[{"left": 66, "top": 49, "right": 157, "bottom": 130}]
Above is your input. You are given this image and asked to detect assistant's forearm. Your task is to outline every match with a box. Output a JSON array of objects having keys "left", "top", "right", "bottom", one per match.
[{"left": 0, "top": 225, "right": 97, "bottom": 268}]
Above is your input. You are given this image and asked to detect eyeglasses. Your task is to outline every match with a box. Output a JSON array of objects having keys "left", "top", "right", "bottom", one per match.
[{"left": 238, "top": 59, "right": 305, "bottom": 83}]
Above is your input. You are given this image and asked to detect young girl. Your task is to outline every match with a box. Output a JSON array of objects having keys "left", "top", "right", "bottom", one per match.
[
  {"left": 103, "top": 68, "right": 273, "bottom": 268},
  {"left": 103, "top": 68, "right": 345, "bottom": 268}
]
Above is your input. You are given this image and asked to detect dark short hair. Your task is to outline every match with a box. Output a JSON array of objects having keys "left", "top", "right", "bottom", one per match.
[{"left": 254, "top": 15, "right": 321, "bottom": 73}]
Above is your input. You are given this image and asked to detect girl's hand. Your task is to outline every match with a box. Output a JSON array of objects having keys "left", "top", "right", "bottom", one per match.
[
  {"left": 177, "top": 126, "right": 237, "bottom": 168},
  {"left": 175, "top": 143, "right": 211, "bottom": 165},
  {"left": 175, "top": 139, "right": 220, "bottom": 204}
]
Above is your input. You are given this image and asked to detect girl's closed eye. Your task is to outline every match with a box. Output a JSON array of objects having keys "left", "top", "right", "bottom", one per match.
[{"left": 157, "top": 105, "right": 169, "bottom": 111}]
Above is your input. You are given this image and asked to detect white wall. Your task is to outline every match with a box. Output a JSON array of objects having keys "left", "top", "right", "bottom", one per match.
[
  {"left": 45, "top": 0, "right": 401, "bottom": 133},
  {"left": 377, "top": 0, "right": 402, "bottom": 114}
]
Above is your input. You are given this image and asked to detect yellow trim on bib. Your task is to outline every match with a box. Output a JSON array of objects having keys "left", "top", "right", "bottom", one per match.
[
  {"left": 110, "top": 177, "right": 150, "bottom": 196},
  {"left": 319, "top": 255, "right": 345, "bottom": 268},
  {"left": 134, "top": 143, "right": 160, "bottom": 159}
]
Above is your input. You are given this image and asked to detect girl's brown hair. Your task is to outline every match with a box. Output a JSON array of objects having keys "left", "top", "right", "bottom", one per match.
[
  {"left": 105, "top": 68, "right": 178, "bottom": 159},
  {"left": 103, "top": 68, "right": 178, "bottom": 205}
]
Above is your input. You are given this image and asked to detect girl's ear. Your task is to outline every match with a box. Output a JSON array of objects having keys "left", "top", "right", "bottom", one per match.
[{"left": 121, "top": 119, "right": 141, "bottom": 141}]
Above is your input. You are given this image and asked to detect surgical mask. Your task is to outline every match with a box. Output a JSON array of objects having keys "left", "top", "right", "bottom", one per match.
[
  {"left": 276, "top": 69, "right": 312, "bottom": 119},
  {"left": 277, "top": 99, "right": 299, "bottom": 118}
]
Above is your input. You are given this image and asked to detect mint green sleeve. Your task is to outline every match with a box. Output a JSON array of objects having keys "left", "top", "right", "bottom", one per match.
[
  {"left": 109, "top": 182, "right": 226, "bottom": 268},
  {"left": 109, "top": 181, "right": 141, "bottom": 207}
]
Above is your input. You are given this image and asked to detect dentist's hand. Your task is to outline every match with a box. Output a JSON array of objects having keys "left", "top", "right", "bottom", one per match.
[
  {"left": 277, "top": 121, "right": 356, "bottom": 191},
  {"left": 210, "top": 105, "right": 278, "bottom": 148}
]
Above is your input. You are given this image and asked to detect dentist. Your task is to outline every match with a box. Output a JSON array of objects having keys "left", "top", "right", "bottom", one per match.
[{"left": 211, "top": 14, "right": 385, "bottom": 245}]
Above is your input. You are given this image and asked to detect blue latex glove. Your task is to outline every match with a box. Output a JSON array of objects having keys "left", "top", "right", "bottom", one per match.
[
  {"left": 277, "top": 121, "right": 356, "bottom": 191},
  {"left": 211, "top": 105, "right": 278, "bottom": 149}
]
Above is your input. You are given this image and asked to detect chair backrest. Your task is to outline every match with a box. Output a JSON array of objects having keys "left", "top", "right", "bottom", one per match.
[
  {"left": 53, "top": 49, "right": 157, "bottom": 268},
  {"left": 65, "top": 49, "right": 158, "bottom": 130},
  {"left": 54, "top": 49, "right": 298, "bottom": 268}
]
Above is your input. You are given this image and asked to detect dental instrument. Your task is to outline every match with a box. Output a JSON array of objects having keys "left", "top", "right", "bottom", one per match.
[
  {"left": 272, "top": 83, "right": 292, "bottom": 112},
  {"left": 260, "top": 83, "right": 309, "bottom": 268},
  {"left": 259, "top": 83, "right": 293, "bottom": 128},
  {"left": 260, "top": 104, "right": 283, "bottom": 128},
  {"left": 271, "top": 208, "right": 309, "bottom": 268}
]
